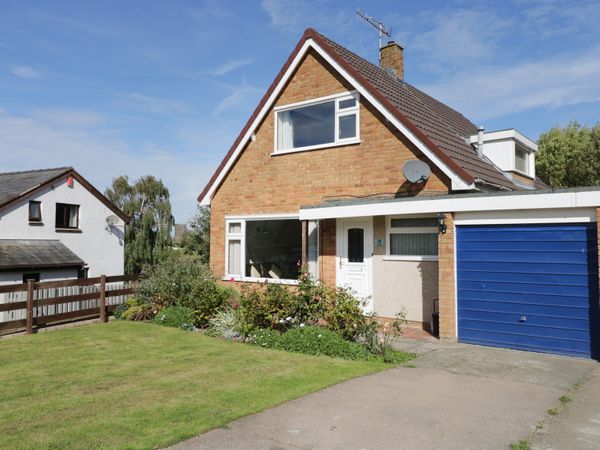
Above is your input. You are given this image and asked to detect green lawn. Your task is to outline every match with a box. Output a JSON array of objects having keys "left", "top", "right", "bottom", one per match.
[{"left": 0, "top": 321, "right": 390, "bottom": 449}]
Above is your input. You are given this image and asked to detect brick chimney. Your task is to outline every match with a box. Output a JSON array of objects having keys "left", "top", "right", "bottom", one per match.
[{"left": 380, "top": 41, "right": 404, "bottom": 79}]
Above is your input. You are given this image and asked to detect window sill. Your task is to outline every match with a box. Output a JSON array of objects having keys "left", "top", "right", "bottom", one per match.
[
  {"left": 382, "top": 255, "right": 439, "bottom": 262},
  {"left": 55, "top": 228, "right": 82, "bottom": 233},
  {"left": 271, "top": 139, "right": 360, "bottom": 156},
  {"left": 29, "top": 222, "right": 44, "bottom": 226},
  {"left": 222, "top": 276, "right": 299, "bottom": 285},
  {"left": 509, "top": 169, "right": 534, "bottom": 180}
]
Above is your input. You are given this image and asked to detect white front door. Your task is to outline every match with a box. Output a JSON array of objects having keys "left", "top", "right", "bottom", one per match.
[{"left": 337, "top": 218, "right": 373, "bottom": 312}]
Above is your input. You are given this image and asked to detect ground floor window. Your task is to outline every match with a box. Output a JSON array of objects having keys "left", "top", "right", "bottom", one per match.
[
  {"left": 387, "top": 216, "right": 439, "bottom": 260},
  {"left": 225, "top": 217, "right": 306, "bottom": 281}
]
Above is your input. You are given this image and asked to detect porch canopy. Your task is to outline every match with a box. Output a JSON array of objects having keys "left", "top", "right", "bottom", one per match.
[{"left": 299, "top": 186, "right": 600, "bottom": 221}]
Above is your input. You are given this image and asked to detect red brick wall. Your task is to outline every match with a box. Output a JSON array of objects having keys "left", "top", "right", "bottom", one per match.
[
  {"left": 209, "top": 49, "right": 451, "bottom": 280},
  {"left": 438, "top": 213, "right": 456, "bottom": 340}
]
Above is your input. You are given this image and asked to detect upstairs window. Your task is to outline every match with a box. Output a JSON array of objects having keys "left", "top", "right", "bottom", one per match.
[
  {"left": 28, "top": 201, "right": 42, "bottom": 222},
  {"left": 56, "top": 203, "right": 79, "bottom": 229},
  {"left": 275, "top": 92, "right": 359, "bottom": 153},
  {"left": 515, "top": 147, "right": 529, "bottom": 174}
]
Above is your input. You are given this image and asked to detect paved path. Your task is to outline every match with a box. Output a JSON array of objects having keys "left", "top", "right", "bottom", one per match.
[
  {"left": 531, "top": 365, "right": 600, "bottom": 450},
  {"left": 169, "top": 339, "right": 597, "bottom": 450}
]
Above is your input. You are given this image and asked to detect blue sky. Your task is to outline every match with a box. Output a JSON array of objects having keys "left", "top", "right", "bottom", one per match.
[{"left": 1, "top": 0, "right": 599, "bottom": 221}]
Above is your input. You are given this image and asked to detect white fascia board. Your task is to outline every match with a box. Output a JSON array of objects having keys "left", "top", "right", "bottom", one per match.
[
  {"left": 469, "top": 129, "right": 538, "bottom": 152},
  {"left": 299, "top": 190, "right": 600, "bottom": 221},
  {"left": 200, "top": 39, "right": 473, "bottom": 205},
  {"left": 454, "top": 208, "right": 596, "bottom": 225}
]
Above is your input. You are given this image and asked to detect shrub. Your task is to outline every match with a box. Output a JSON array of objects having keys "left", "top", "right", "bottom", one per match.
[
  {"left": 236, "top": 282, "right": 299, "bottom": 334},
  {"left": 137, "top": 252, "right": 231, "bottom": 327},
  {"left": 114, "top": 297, "right": 154, "bottom": 321},
  {"left": 153, "top": 306, "right": 195, "bottom": 331},
  {"left": 206, "top": 308, "right": 242, "bottom": 340}
]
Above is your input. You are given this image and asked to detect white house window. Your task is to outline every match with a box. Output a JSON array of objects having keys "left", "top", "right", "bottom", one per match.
[
  {"left": 55, "top": 203, "right": 79, "bottom": 229},
  {"left": 225, "top": 217, "right": 305, "bottom": 282},
  {"left": 275, "top": 92, "right": 359, "bottom": 153},
  {"left": 386, "top": 217, "right": 438, "bottom": 261},
  {"left": 515, "top": 147, "right": 529, "bottom": 174}
]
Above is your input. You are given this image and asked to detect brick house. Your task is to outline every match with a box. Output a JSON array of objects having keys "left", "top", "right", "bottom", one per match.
[{"left": 199, "top": 29, "right": 600, "bottom": 359}]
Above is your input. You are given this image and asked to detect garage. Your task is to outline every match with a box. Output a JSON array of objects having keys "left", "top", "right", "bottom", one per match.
[{"left": 457, "top": 222, "right": 599, "bottom": 358}]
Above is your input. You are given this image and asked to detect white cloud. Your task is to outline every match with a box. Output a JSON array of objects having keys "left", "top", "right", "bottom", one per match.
[
  {"left": 201, "top": 58, "right": 253, "bottom": 77},
  {"left": 10, "top": 65, "right": 42, "bottom": 79},
  {"left": 116, "top": 93, "right": 192, "bottom": 115},
  {"left": 211, "top": 84, "right": 262, "bottom": 116},
  {"left": 420, "top": 46, "right": 600, "bottom": 122},
  {"left": 0, "top": 108, "right": 222, "bottom": 222}
]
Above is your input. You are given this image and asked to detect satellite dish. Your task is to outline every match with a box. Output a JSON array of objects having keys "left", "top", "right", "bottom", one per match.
[
  {"left": 403, "top": 160, "right": 431, "bottom": 184},
  {"left": 105, "top": 215, "right": 119, "bottom": 227}
]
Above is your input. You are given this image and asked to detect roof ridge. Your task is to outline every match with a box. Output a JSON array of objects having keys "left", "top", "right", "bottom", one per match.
[{"left": 0, "top": 166, "right": 72, "bottom": 177}]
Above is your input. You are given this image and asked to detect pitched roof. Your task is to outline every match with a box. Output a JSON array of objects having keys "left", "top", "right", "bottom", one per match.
[
  {"left": 0, "top": 239, "right": 84, "bottom": 271},
  {"left": 0, "top": 167, "right": 129, "bottom": 222},
  {"left": 198, "top": 28, "right": 535, "bottom": 203},
  {"left": 0, "top": 167, "right": 72, "bottom": 206}
]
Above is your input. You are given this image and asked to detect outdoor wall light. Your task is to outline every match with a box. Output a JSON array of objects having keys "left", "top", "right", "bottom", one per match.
[{"left": 437, "top": 212, "right": 447, "bottom": 234}]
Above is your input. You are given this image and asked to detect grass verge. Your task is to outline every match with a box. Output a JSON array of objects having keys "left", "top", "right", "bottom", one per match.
[{"left": 0, "top": 321, "right": 393, "bottom": 449}]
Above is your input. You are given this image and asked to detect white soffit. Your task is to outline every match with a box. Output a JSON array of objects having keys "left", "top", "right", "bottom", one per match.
[{"left": 299, "top": 190, "right": 600, "bottom": 221}]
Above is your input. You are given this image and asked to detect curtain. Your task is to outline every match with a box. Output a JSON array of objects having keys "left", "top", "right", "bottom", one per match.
[{"left": 278, "top": 111, "right": 294, "bottom": 150}]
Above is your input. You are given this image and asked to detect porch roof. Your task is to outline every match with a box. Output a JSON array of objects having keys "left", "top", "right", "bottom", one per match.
[{"left": 298, "top": 186, "right": 600, "bottom": 220}]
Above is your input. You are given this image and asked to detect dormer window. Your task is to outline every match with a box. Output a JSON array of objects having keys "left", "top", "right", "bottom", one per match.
[
  {"left": 515, "top": 146, "right": 529, "bottom": 175},
  {"left": 274, "top": 92, "right": 359, "bottom": 154}
]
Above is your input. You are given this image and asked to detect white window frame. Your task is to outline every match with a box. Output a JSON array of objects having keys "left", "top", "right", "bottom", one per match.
[
  {"left": 224, "top": 214, "right": 301, "bottom": 285},
  {"left": 384, "top": 215, "right": 439, "bottom": 262},
  {"left": 272, "top": 91, "right": 360, "bottom": 155},
  {"left": 513, "top": 144, "right": 535, "bottom": 178}
]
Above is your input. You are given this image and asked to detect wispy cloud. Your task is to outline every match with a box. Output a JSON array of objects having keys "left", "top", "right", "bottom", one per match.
[
  {"left": 201, "top": 58, "right": 253, "bottom": 77},
  {"left": 420, "top": 46, "right": 600, "bottom": 121},
  {"left": 10, "top": 65, "right": 42, "bottom": 79},
  {"left": 0, "top": 108, "right": 222, "bottom": 221},
  {"left": 29, "top": 108, "right": 105, "bottom": 129},
  {"left": 212, "top": 83, "right": 262, "bottom": 116},
  {"left": 116, "top": 93, "right": 192, "bottom": 115}
]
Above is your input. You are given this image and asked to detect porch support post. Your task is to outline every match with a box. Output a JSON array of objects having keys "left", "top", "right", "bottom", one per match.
[
  {"left": 301, "top": 220, "right": 308, "bottom": 269},
  {"left": 438, "top": 212, "right": 456, "bottom": 341}
]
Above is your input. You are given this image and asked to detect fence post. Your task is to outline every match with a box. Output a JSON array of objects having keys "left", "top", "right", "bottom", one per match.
[
  {"left": 99, "top": 275, "right": 106, "bottom": 323},
  {"left": 26, "top": 280, "right": 34, "bottom": 334}
]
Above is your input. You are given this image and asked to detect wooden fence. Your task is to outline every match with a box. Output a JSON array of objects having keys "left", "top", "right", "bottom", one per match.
[{"left": 0, "top": 274, "right": 139, "bottom": 335}]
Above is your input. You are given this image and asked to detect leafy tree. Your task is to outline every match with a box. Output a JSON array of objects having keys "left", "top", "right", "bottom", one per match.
[
  {"left": 179, "top": 206, "right": 211, "bottom": 264},
  {"left": 536, "top": 122, "right": 600, "bottom": 187},
  {"left": 105, "top": 175, "right": 174, "bottom": 274}
]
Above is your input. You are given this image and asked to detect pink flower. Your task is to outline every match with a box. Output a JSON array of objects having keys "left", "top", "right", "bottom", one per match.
[{"left": 229, "top": 277, "right": 235, "bottom": 283}]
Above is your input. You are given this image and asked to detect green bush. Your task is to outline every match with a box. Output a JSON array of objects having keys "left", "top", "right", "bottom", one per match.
[
  {"left": 237, "top": 274, "right": 370, "bottom": 341},
  {"left": 206, "top": 307, "right": 242, "bottom": 340},
  {"left": 137, "top": 252, "right": 231, "bottom": 327},
  {"left": 114, "top": 297, "right": 154, "bottom": 321},
  {"left": 153, "top": 306, "right": 195, "bottom": 331}
]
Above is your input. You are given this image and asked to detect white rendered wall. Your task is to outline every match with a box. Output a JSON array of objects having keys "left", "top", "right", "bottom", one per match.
[
  {"left": 0, "top": 268, "right": 78, "bottom": 286},
  {"left": 0, "top": 176, "right": 125, "bottom": 278}
]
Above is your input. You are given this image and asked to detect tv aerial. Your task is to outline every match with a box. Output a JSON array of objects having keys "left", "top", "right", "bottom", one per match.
[
  {"left": 402, "top": 160, "right": 431, "bottom": 184},
  {"left": 356, "top": 8, "right": 391, "bottom": 50}
]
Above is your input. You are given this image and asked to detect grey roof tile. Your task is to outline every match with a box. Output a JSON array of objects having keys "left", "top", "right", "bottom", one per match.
[
  {"left": 0, "top": 239, "right": 84, "bottom": 270},
  {"left": 0, "top": 167, "right": 71, "bottom": 206}
]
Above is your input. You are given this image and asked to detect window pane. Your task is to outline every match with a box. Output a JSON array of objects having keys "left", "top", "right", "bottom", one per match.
[
  {"left": 228, "top": 222, "right": 242, "bottom": 234},
  {"left": 390, "top": 233, "right": 438, "bottom": 256},
  {"left": 245, "top": 219, "right": 301, "bottom": 279},
  {"left": 56, "top": 203, "right": 78, "bottom": 228},
  {"left": 339, "top": 98, "right": 356, "bottom": 109},
  {"left": 29, "top": 201, "right": 41, "bottom": 221},
  {"left": 228, "top": 240, "right": 241, "bottom": 275},
  {"left": 515, "top": 148, "right": 528, "bottom": 173},
  {"left": 390, "top": 218, "right": 438, "bottom": 228},
  {"left": 338, "top": 114, "right": 357, "bottom": 140},
  {"left": 277, "top": 101, "right": 335, "bottom": 150},
  {"left": 307, "top": 220, "right": 319, "bottom": 280},
  {"left": 347, "top": 228, "right": 364, "bottom": 263}
]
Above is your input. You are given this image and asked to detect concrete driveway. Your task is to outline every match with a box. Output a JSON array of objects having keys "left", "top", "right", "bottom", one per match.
[{"left": 169, "top": 340, "right": 597, "bottom": 450}]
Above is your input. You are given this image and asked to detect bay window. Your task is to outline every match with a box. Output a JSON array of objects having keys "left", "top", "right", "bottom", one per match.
[
  {"left": 386, "top": 217, "right": 439, "bottom": 261},
  {"left": 275, "top": 92, "right": 359, "bottom": 153}
]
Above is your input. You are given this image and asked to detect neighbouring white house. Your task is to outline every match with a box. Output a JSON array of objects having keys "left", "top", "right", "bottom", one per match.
[{"left": 0, "top": 167, "right": 127, "bottom": 285}]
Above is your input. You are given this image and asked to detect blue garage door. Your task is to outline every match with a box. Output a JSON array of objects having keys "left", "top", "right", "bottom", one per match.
[{"left": 457, "top": 223, "right": 599, "bottom": 358}]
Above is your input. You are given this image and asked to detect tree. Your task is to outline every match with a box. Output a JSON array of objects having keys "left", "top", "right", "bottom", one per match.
[
  {"left": 105, "top": 175, "right": 174, "bottom": 274},
  {"left": 179, "top": 206, "right": 211, "bottom": 264},
  {"left": 536, "top": 122, "right": 600, "bottom": 188}
]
